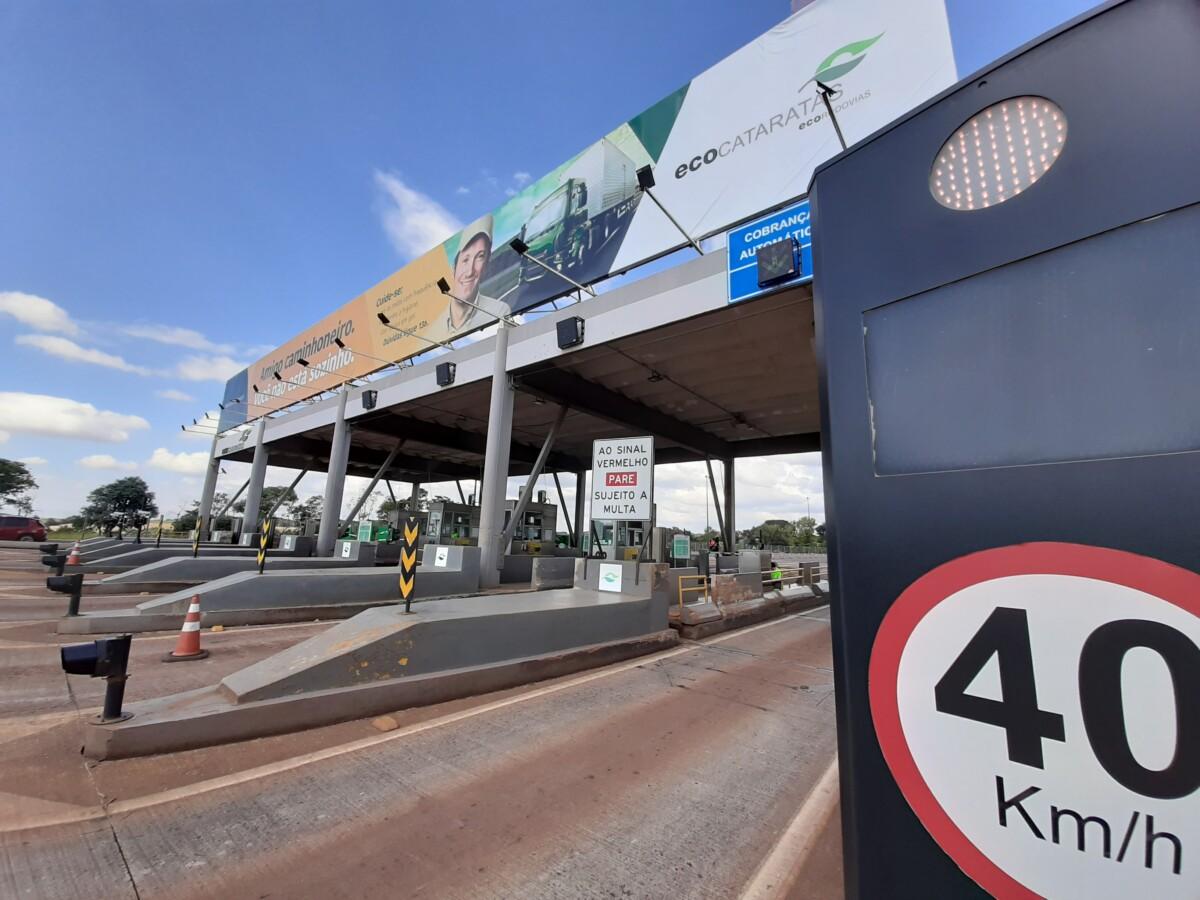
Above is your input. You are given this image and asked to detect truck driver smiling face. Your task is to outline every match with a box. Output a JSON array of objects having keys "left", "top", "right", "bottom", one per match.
[{"left": 449, "top": 230, "right": 491, "bottom": 330}]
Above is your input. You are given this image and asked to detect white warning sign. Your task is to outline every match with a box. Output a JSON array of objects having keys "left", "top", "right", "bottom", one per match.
[
  {"left": 590, "top": 436, "right": 654, "bottom": 521},
  {"left": 870, "top": 542, "right": 1199, "bottom": 899}
]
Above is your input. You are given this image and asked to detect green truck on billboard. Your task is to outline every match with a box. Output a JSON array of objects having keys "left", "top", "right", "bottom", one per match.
[{"left": 512, "top": 139, "right": 642, "bottom": 290}]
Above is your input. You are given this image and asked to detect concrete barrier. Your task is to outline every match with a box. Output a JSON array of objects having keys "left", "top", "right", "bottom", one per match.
[
  {"left": 83, "top": 587, "right": 678, "bottom": 759},
  {"left": 58, "top": 545, "right": 482, "bottom": 634},
  {"left": 73, "top": 542, "right": 318, "bottom": 574},
  {"left": 530, "top": 556, "right": 575, "bottom": 590},
  {"left": 94, "top": 548, "right": 378, "bottom": 586}
]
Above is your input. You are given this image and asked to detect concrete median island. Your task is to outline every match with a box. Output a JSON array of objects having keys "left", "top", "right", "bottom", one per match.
[
  {"left": 83, "top": 580, "right": 676, "bottom": 759},
  {"left": 58, "top": 544, "right": 483, "bottom": 634}
]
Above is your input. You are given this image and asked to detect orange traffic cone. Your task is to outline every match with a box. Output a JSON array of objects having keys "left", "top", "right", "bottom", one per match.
[
  {"left": 66, "top": 542, "right": 81, "bottom": 566},
  {"left": 162, "top": 595, "right": 209, "bottom": 662}
]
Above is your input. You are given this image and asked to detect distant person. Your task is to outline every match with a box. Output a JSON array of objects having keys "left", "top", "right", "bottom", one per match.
[{"left": 707, "top": 536, "right": 720, "bottom": 554}]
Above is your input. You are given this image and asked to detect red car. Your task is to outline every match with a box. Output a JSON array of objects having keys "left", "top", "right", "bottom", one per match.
[{"left": 0, "top": 516, "right": 47, "bottom": 542}]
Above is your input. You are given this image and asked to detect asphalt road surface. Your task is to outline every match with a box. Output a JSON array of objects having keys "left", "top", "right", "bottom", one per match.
[{"left": 0, "top": 549, "right": 841, "bottom": 899}]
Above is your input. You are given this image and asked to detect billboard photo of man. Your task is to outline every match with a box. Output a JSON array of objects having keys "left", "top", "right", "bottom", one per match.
[{"left": 433, "top": 214, "right": 498, "bottom": 342}]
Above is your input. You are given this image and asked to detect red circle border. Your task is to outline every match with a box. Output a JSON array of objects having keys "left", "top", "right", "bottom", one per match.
[{"left": 868, "top": 541, "right": 1200, "bottom": 900}]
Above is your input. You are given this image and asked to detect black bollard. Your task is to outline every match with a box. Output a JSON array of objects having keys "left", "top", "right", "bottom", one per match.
[
  {"left": 61, "top": 635, "right": 133, "bottom": 723},
  {"left": 41, "top": 553, "right": 66, "bottom": 577},
  {"left": 47, "top": 572, "right": 85, "bottom": 616}
]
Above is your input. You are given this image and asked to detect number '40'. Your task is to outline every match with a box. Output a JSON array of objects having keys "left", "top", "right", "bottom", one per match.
[{"left": 933, "top": 606, "right": 1200, "bottom": 800}]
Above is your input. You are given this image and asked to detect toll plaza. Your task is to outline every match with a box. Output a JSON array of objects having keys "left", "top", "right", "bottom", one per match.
[{"left": 4, "top": 1, "right": 1197, "bottom": 897}]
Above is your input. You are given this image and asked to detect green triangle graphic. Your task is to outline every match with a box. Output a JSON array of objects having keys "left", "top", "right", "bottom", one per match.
[{"left": 627, "top": 83, "right": 691, "bottom": 164}]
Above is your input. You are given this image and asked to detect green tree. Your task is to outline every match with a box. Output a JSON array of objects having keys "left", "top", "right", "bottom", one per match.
[
  {"left": 173, "top": 492, "right": 231, "bottom": 532},
  {"left": 795, "top": 516, "right": 818, "bottom": 546},
  {"left": 288, "top": 495, "right": 323, "bottom": 523},
  {"left": 81, "top": 476, "right": 158, "bottom": 525},
  {"left": 0, "top": 458, "right": 37, "bottom": 511},
  {"left": 377, "top": 489, "right": 451, "bottom": 518}
]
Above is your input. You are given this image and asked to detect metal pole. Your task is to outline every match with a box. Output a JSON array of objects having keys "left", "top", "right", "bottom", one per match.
[
  {"left": 196, "top": 429, "right": 222, "bottom": 540},
  {"left": 339, "top": 440, "right": 404, "bottom": 530},
  {"left": 514, "top": 255, "right": 597, "bottom": 297},
  {"left": 723, "top": 458, "right": 736, "bottom": 550},
  {"left": 642, "top": 188, "right": 704, "bottom": 255},
  {"left": 818, "top": 85, "right": 849, "bottom": 151},
  {"left": 705, "top": 457, "right": 726, "bottom": 549},
  {"left": 154, "top": 514, "right": 163, "bottom": 549},
  {"left": 552, "top": 472, "right": 572, "bottom": 546},
  {"left": 573, "top": 471, "right": 586, "bottom": 551},
  {"left": 456, "top": 480, "right": 467, "bottom": 504},
  {"left": 216, "top": 478, "right": 251, "bottom": 520},
  {"left": 265, "top": 468, "right": 308, "bottom": 520},
  {"left": 239, "top": 419, "right": 270, "bottom": 530},
  {"left": 477, "top": 320, "right": 515, "bottom": 588},
  {"left": 497, "top": 404, "right": 567, "bottom": 556},
  {"left": 316, "top": 389, "right": 351, "bottom": 557}
]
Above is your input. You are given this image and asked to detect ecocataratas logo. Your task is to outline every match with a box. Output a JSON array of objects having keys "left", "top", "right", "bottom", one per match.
[{"left": 673, "top": 33, "right": 883, "bottom": 180}]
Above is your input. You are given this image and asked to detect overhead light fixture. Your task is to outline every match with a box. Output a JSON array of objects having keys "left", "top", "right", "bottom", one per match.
[
  {"left": 815, "top": 81, "right": 848, "bottom": 151},
  {"left": 436, "top": 361, "right": 456, "bottom": 387},
  {"left": 361, "top": 389, "right": 379, "bottom": 410},
  {"left": 509, "top": 236, "right": 595, "bottom": 298},
  {"left": 377, "top": 312, "right": 390, "bottom": 325},
  {"left": 435, "top": 276, "right": 518, "bottom": 325},
  {"left": 272, "top": 372, "right": 282, "bottom": 381},
  {"left": 634, "top": 165, "right": 703, "bottom": 255},
  {"left": 436, "top": 277, "right": 451, "bottom": 294},
  {"left": 297, "top": 357, "right": 310, "bottom": 367},
  {"left": 334, "top": 337, "right": 346, "bottom": 349},
  {"left": 556, "top": 315, "right": 586, "bottom": 350}
]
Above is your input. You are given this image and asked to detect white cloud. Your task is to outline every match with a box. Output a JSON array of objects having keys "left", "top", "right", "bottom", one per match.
[
  {"left": 156, "top": 388, "right": 195, "bottom": 402},
  {"left": 147, "top": 447, "right": 210, "bottom": 475},
  {"left": 504, "top": 188, "right": 517, "bottom": 197},
  {"left": 15, "top": 334, "right": 153, "bottom": 374},
  {"left": 0, "top": 392, "right": 150, "bottom": 443},
  {"left": 123, "top": 323, "right": 234, "bottom": 354},
  {"left": 0, "top": 291, "right": 79, "bottom": 335},
  {"left": 455, "top": 186, "right": 470, "bottom": 196},
  {"left": 17, "top": 456, "right": 47, "bottom": 466},
  {"left": 175, "top": 354, "right": 246, "bottom": 382},
  {"left": 373, "top": 170, "right": 462, "bottom": 259},
  {"left": 513, "top": 171, "right": 532, "bottom": 186},
  {"left": 79, "top": 454, "right": 137, "bottom": 471}
]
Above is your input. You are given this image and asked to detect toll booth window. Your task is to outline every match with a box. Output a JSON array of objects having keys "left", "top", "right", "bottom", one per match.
[
  {"left": 931, "top": 97, "right": 1066, "bottom": 211},
  {"left": 864, "top": 203, "right": 1200, "bottom": 475}
]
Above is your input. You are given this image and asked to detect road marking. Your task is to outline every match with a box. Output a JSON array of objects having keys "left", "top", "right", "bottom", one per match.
[
  {"left": 739, "top": 755, "right": 840, "bottom": 900},
  {"left": 3, "top": 611, "right": 818, "bottom": 832}
]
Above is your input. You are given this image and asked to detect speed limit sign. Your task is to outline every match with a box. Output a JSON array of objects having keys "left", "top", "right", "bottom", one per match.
[{"left": 870, "top": 543, "right": 1199, "bottom": 899}]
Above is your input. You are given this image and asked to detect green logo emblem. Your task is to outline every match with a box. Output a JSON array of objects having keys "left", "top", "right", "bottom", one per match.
[{"left": 801, "top": 34, "right": 883, "bottom": 92}]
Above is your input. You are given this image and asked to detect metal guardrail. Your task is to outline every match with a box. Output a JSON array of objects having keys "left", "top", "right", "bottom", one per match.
[{"left": 675, "top": 563, "right": 831, "bottom": 618}]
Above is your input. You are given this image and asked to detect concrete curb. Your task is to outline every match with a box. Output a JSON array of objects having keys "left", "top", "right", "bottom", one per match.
[
  {"left": 83, "top": 629, "right": 680, "bottom": 759},
  {"left": 675, "top": 591, "right": 828, "bottom": 640}
]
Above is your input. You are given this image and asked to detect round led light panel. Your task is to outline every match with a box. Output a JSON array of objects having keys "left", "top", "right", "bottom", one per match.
[{"left": 931, "top": 96, "right": 1066, "bottom": 211}]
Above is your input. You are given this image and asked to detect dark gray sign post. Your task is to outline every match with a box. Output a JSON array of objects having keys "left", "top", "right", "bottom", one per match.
[{"left": 809, "top": 2, "right": 1200, "bottom": 897}]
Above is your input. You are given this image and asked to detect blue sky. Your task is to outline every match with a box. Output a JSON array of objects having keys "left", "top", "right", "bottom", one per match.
[{"left": 0, "top": 0, "right": 1097, "bottom": 523}]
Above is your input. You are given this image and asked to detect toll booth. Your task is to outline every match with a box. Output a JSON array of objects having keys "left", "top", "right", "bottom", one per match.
[
  {"left": 591, "top": 519, "right": 649, "bottom": 560},
  {"left": 424, "top": 501, "right": 476, "bottom": 546},
  {"left": 810, "top": 2, "right": 1200, "bottom": 898},
  {"left": 503, "top": 499, "right": 558, "bottom": 555}
]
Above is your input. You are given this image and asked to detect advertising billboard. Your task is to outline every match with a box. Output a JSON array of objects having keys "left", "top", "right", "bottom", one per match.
[{"left": 220, "top": 0, "right": 957, "bottom": 428}]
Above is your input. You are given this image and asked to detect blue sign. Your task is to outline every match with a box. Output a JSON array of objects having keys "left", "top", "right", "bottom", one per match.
[{"left": 726, "top": 200, "right": 812, "bottom": 303}]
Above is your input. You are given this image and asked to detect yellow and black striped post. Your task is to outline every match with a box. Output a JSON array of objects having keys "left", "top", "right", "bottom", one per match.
[
  {"left": 192, "top": 516, "right": 203, "bottom": 558},
  {"left": 400, "top": 517, "right": 419, "bottom": 613},
  {"left": 257, "top": 519, "right": 272, "bottom": 575}
]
